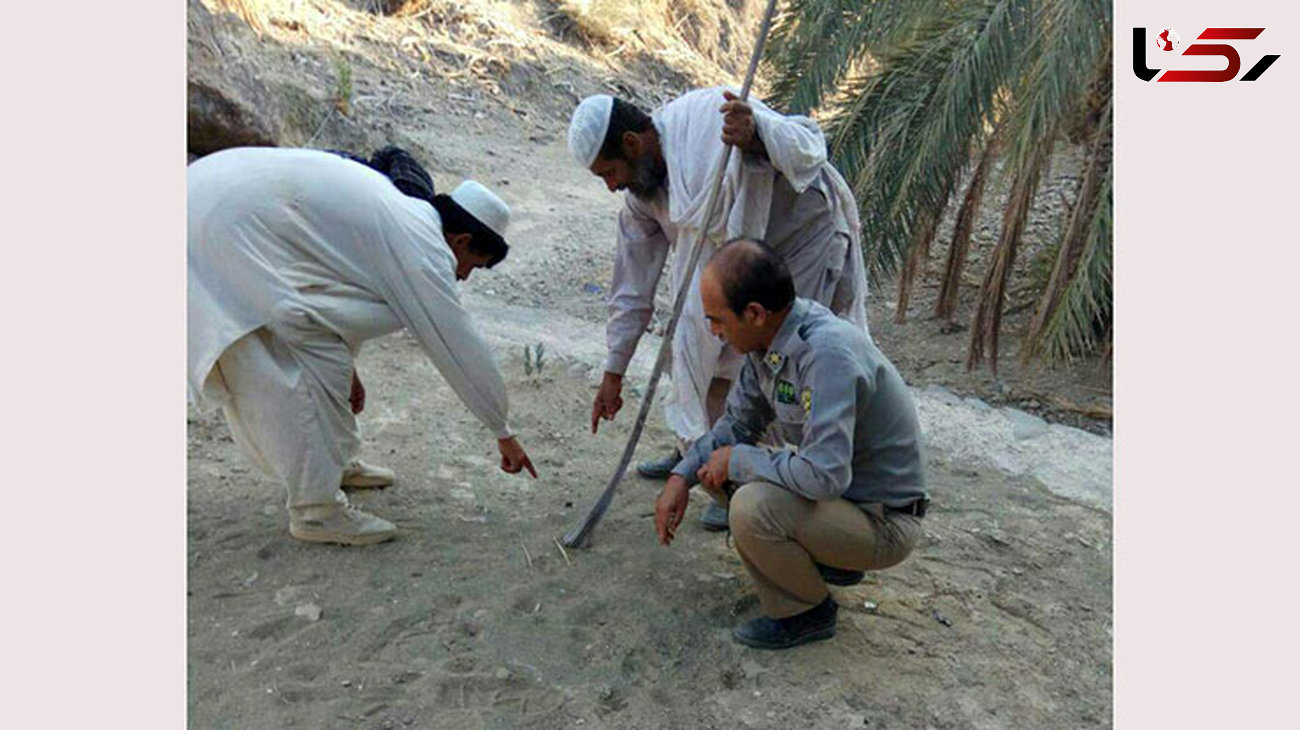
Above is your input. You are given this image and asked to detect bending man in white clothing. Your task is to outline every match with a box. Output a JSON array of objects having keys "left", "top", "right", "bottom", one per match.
[
  {"left": 188, "top": 147, "right": 537, "bottom": 546},
  {"left": 567, "top": 88, "right": 871, "bottom": 530}
]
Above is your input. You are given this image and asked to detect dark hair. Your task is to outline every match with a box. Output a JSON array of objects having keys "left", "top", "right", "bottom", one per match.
[
  {"left": 369, "top": 145, "right": 436, "bottom": 202},
  {"left": 715, "top": 240, "right": 795, "bottom": 316},
  {"left": 431, "top": 194, "right": 509, "bottom": 267},
  {"left": 598, "top": 97, "right": 654, "bottom": 161},
  {"left": 324, "top": 145, "right": 437, "bottom": 202}
]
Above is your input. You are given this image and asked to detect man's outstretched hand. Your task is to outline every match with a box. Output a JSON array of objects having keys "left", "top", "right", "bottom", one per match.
[
  {"left": 591, "top": 371, "right": 625, "bottom": 433},
  {"left": 498, "top": 436, "right": 539, "bottom": 478},
  {"left": 654, "top": 475, "right": 691, "bottom": 546},
  {"left": 350, "top": 370, "right": 366, "bottom": 414}
]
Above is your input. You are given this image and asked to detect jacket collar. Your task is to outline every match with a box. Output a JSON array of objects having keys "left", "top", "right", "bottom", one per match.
[{"left": 760, "top": 298, "right": 809, "bottom": 374}]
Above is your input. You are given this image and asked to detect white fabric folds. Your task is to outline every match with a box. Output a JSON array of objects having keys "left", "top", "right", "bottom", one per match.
[{"left": 187, "top": 147, "right": 513, "bottom": 440}]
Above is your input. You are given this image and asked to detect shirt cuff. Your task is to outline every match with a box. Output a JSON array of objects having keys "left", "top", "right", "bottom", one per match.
[
  {"left": 752, "top": 111, "right": 821, "bottom": 193},
  {"left": 750, "top": 112, "right": 781, "bottom": 162},
  {"left": 740, "top": 148, "right": 772, "bottom": 170},
  {"left": 671, "top": 453, "right": 704, "bottom": 487},
  {"left": 604, "top": 349, "right": 634, "bottom": 376},
  {"left": 729, "top": 444, "right": 768, "bottom": 485}
]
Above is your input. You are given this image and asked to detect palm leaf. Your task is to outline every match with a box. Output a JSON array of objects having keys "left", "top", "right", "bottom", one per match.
[
  {"left": 824, "top": 0, "right": 1028, "bottom": 276},
  {"left": 764, "top": 0, "right": 947, "bottom": 114},
  {"left": 894, "top": 196, "right": 946, "bottom": 322},
  {"left": 761, "top": 0, "right": 1114, "bottom": 366},
  {"left": 1038, "top": 169, "right": 1112, "bottom": 363},
  {"left": 966, "top": 137, "right": 1050, "bottom": 374},
  {"left": 1024, "top": 68, "right": 1111, "bottom": 361},
  {"left": 936, "top": 120, "right": 1002, "bottom": 322},
  {"left": 1001, "top": 0, "right": 1109, "bottom": 175}
]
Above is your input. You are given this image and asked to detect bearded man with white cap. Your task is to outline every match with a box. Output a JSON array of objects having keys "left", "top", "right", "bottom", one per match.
[
  {"left": 188, "top": 146, "right": 537, "bottom": 545},
  {"left": 568, "top": 88, "right": 871, "bottom": 530}
]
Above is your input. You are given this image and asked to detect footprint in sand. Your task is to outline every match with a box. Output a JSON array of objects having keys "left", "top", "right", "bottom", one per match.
[
  {"left": 245, "top": 614, "right": 302, "bottom": 641},
  {"left": 429, "top": 665, "right": 566, "bottom": 721},
  {"left": 361, "top": 610, "right": 451, "bottom": 661}
]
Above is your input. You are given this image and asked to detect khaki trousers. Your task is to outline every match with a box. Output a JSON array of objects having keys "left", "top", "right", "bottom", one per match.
[
  {"left": 212, "top": 328, "right": 360, "bottom": 510},
  {"left": 729, "top": 481, "right": 922, "bottom": 618}
]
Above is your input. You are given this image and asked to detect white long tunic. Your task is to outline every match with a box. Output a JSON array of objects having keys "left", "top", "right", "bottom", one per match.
[
  {"left": 604, "top": 87, "right": 870, "bottom": 442},
  {"left": 188, "top": 147, "right": 512, "bottom": 439}
]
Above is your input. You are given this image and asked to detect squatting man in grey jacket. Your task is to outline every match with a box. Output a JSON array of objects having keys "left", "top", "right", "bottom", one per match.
[{"left": 654, "top": 240, "right": 929, "bottom": 649}]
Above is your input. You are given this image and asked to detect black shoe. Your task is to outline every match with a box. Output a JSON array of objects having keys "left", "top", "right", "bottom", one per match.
[
  {"left": 636, "top": 449, "right": 682, "bottom": 480},
  {"left": 700, "top": 500, "right": 729, "bottom": 531},
  {"left": 732, "top": 596, "right": 838, "bottom": 650},
  {"left": 815, "top": 563, "right": 865, "bottom": 587}
]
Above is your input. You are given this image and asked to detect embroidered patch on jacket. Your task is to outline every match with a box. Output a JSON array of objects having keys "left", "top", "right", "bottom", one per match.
[
  {"left": 766, "top": 352, "right": 782, "bottom": 369},
  {"left": 775, "top": 380, "right": 797, "bottom": 404},
  {"left": 800, "top": 387, "right": 813, "bottom": 414}
]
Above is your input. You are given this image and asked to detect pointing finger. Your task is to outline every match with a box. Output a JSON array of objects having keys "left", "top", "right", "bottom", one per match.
[{"left": 668, "top": 505, "right": 684, "bottom": 539}]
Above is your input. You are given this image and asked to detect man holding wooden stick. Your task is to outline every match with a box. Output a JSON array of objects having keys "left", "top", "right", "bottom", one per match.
[{"left": 567, "top": 87, "right": 871, "bottom": 531}]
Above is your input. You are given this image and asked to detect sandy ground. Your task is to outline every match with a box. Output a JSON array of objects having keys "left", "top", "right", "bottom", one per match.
[
  {"left": 188, "top": 4, "right": 1112, "bottom": 725},
  {"left": 187, "top": 338, "right": 1112, "bottom": 729},
  {"left": 188, "top": 127, "right": 1112, "bottom": 729}
]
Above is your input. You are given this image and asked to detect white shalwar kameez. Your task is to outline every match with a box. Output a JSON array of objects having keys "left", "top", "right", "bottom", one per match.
[
  {"left": 188, "top": 147, "right": 512, "bottom": 509},
  {"left": 603, "top": 87, "right": 871, "bottom": 444}
]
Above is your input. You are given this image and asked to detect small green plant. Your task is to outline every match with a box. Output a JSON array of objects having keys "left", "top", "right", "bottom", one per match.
[
  {"left": 523, "top": 342, "right": 546, "bottom": 376},
  {"left": 333, "top": 53, "right": 353, "bottom": 116}
]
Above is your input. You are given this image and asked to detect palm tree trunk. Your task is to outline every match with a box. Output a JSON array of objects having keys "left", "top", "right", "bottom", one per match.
[
  {"left": 966, "top": 142, "right": 1050, "bottom": 375},
  {"left": 936, "top": 134, "right": 999, "bottom": 322},
  {"left": 894, "top": 205, "right": 943, "bottom": 323},
  {"left": 1096, "top": 334, "right": 1113, "bottom": 375}
]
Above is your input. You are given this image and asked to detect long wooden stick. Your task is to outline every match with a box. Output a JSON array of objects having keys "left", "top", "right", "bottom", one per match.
[{"left": 562, "top": 0, "right": 782, "bottom": 549}]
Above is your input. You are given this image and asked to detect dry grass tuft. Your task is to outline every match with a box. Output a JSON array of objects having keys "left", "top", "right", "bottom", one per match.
[
  {"left": 211, "top": 0, "right": 269, "bottom": 34},
  {"left": 552, "top": 0, "right": 759, "bottom": 75},
  {"left": 200, "top": 0, "right": 767, "bottom": 110}
]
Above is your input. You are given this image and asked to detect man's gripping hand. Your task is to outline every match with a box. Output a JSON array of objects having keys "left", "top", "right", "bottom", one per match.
[
  {"left": 697, "top": 446, "right": 733, "bottom": 493},
  {"left": 720, "top": 91, "right": 764, "bottom": 156}
]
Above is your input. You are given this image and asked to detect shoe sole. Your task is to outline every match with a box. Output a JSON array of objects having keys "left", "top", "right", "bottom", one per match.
[
  {"left": 700, "top": 502, "right": 730, "bottom": 531},
  {"left": 635, "top": 467, "right": 674, "bottom": 480},
  {"left": 289, "top": 527, "right": 397, "bottom": 546},
  {"left": 340, "top": 476, "right": 395, "bottom": 489},
  {"left": 731, "top": 624, "right": 836, "bottom": 650},
  {"left": 817, "top": 569, "right": 866, "bottom": 587}
]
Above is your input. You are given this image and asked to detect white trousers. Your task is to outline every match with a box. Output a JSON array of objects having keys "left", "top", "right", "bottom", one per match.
[
  {"left": 211, "top": 328, "right": 359, "bottom": 509},
  {"left": 665, "top": 229, "right": 865, "bottom": 444}
]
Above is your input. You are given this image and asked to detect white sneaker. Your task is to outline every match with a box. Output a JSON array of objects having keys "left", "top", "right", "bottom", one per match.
[
  {"left": 340, "top": 459, "right": 396, "bottom": 489},
  {"left": 289, "top": 497, "right": 397, "bottom": 545}
]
